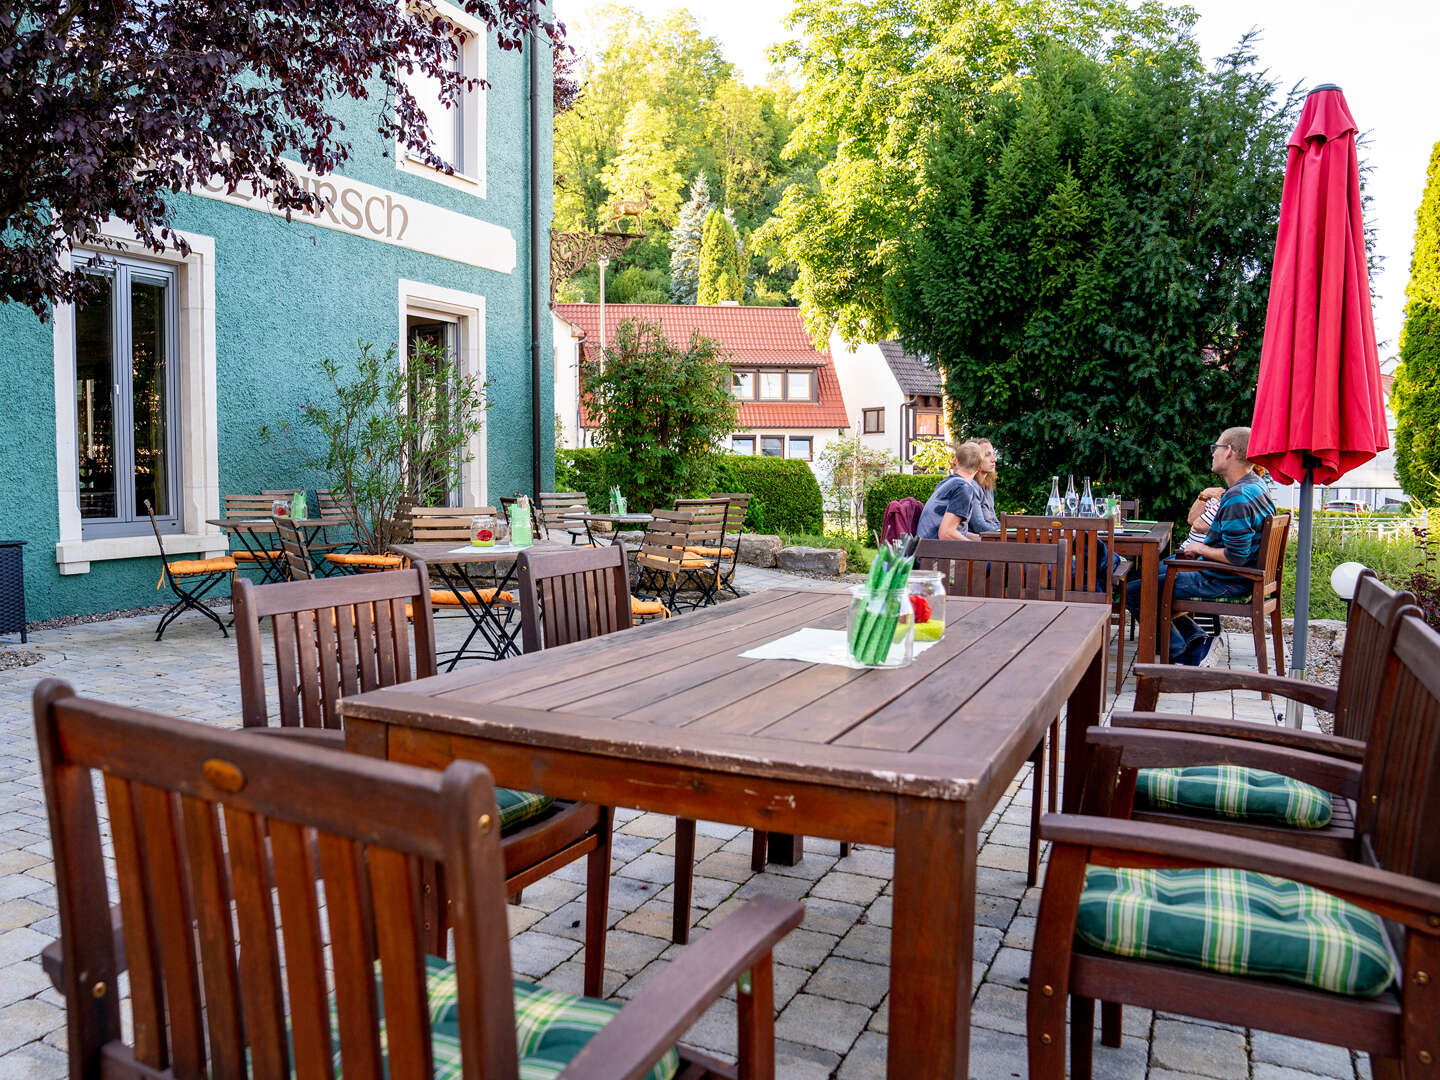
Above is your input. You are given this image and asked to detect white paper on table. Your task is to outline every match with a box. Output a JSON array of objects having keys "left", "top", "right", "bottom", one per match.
[
  {"left": 446, "top": 544, "right": 528, "bottom": 555},
  {"left": 738, "top": 627, "right": 939, "bottom": 669}
]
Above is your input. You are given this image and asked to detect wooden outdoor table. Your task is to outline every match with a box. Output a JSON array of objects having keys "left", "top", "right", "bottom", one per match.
[
  {"left": 207, "top": 516, "right": 330, "bottom": 583},
  {"left": 1110, "top": 521, "right": 1173, "bottom": 665},
  {"left": 391, "top": 540, "right": 569, "bottom": 667},
  {"left": 339, "top": 587, "right": 1108, "bottom": 1078},
  {"left": 559, "top": 511, "right": 656, "bottom": 546}
]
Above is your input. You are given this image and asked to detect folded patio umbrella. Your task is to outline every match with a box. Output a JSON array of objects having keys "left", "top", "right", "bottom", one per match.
[{"left": 1248, "top": 85, "right": 1388, "bottom": 725}]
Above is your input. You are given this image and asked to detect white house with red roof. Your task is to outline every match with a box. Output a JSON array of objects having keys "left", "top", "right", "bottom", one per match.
[
  {"left": 828, "top": 337, "right": 947, "bottom": 465},
  {"left": 553, "top": 303, "right": 851, "bottom": 474}
]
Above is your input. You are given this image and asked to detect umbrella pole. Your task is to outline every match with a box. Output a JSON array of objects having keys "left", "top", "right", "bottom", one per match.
[{"left": 1285, "top": 469, "right": 1315, "bottom": 728}]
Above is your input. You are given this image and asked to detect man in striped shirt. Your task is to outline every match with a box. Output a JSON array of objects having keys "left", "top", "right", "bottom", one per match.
[{"left": 1128, "top": 426, "right": 1275, "bottom": 664}]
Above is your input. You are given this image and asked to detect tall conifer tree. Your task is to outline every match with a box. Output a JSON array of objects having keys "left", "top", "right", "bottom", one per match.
[
  {"left": 669, "top": 175, "right": 714, "bottom": 303},
  {"left": 1394, "top": 142, "right": 1440, "bottom": 505},
  {"left": 698, "top": 208, "right": 744, "bottom": 303}
]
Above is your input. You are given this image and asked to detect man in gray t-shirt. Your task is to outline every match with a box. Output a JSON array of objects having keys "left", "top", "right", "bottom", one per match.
[{"left": 917, "top": 443, "right": 985, "bottom": 540}]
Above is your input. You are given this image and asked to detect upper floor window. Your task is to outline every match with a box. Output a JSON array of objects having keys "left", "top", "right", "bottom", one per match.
[
  {"left": 731, "top": 435, "right": 756, "bottom": 455},
  {"left": 74, "top": 259, "right": 180, "bottom": 536},
  {"left": 761, "top": 435, "right": 784, "bottom": 457},
  {"left": 787, "top": 371, "right": 812, "bottom": 400},
  {"left": 863, "top": 408, "right": 884, "bottom": 434},
  {"left": 406, "top": 35, "right": 465, "bottom": 172},
  {"left": 759, "top": 372, "right": 784, "bottom": 400},
  {"left": 915, "top": 409, "right": 942, "bottom": 436},
  {"left": 398, "top": 2, "right": 487, "bottom": 193},
  {"left": 732, "top": 372, "right": 754, "bottom": 399}
]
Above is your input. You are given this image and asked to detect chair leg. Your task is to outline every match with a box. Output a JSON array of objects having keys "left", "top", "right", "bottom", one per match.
[
  {"left": 672, "top": 817, "right": 696, "bottom": 945},
  {"left": 750, "top": 830, "right": 767, "bottom": 873},
  {"left": 1028, "top": 741, "right": 1044, "bottom": 888},
  {"left": 1271, "top": 606, "right": 1286, "bottom": 676},
  {"left": 1048, "top": 718, "right": 1059, "bottom": 814},
  {"left": 1070, "top": 994, "right": 1095, "bottom": 1080},
  {"left": 1367, "top": 1056, "right": 1403, "bottom": 1080},
  {"left": 839, "top": 842, "right": 852, "bottom": 858},
  {"left": 1100, "top": 1000, "right": 1123, "bottom": 1047},
  {"left": 1252, "top": 605, "right": 1270, "bottom": 700},
  {"left": 1113, "top": 605, "right": 1126, "bottom": 693},
  {"left": 583, "top": 807, "right": 613, "bottom": 998}
]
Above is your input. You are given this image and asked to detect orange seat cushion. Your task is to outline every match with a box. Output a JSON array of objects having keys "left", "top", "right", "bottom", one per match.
[
  {"left": 630, "top": 598, "right": 670, "bottom": 618},
  {"left": 168, "top": 557, "right": 237, "bottom": 575},
  {"left": 327, "top": 552, "right": 404, "bottom": 567},
  {"left": 429, "top": 588, "right": 515, "bottom": 607},
  {"left": 686, "top": 546, "right": 735, "bottom": 558},
  {"left": 679, "top": 558, "right": 714, "bottom": 570},
  {"left": 229, "top": 550, "right": 264, "bottom": 561}
]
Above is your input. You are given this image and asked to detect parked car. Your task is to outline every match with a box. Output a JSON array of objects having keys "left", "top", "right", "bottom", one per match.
[{"left": 1323, "top": 500, "right": 1371, "bottom": 513}]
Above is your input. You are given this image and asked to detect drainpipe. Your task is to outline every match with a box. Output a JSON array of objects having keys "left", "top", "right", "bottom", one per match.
[{"left": 528, "top": 1, "right": 545, "bottom": 497}]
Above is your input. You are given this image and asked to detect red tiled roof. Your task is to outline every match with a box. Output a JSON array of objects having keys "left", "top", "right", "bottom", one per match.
[{"left": 557, "top": 303, "right": 849, "bottom": 430}]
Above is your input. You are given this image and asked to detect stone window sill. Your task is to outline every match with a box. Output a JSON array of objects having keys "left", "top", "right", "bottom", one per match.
[{"left": 56, "top": 532, "right": 230, "bottom": 576}]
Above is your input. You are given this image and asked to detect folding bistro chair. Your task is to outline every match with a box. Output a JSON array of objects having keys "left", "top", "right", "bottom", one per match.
[
  {"left": 221, "top": 493, "right": 289, "bottom": 582},
  {"left": 707, "top": 492, "right": 751, "bottom": 598},
  {"left": 539, "top": 491, "right": 593, "bottom": 544},
  {"left": 146, "top": 500, "right": 236, "bottom": 641},
  {"left": 632, "top": 509, "right": 699, "bottom": 614},
  {"left": 914, "top": 537, "right": 1070, "bottom": 885},
  {"left": 233, "top": 567, "right": 617, "bottom": 995},
  {"left": 34, "top": 680, "right": 803, "bottom": 1079},
  {"left": 318, "top": 490, "right": 407, "bottom": 574},
  {"left": 674, "top": 497, "right": 731, "bottom": 608},
  {"left": 271, "top": 514, "right": 317, "bottom": 581}
]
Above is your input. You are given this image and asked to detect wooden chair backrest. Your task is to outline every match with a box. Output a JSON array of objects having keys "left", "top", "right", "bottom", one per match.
[
  {"left": 1001, "top": 514, "right": 1115, "bottom": 603},
  {"left": 674, "top": 498, "right": 729, "bottom": 550},
  {"left": 914, "top": 538, "right": 1069, "bottom": 601},
  {"left": 710, "top": 492, "right": 752, "bottom": 536},
  {"left": 1118, "top": 499, "right": 1140, "bottom": 523},
  {"left": 233, "top": 567, "right": 438, "bottom": 730},
  {"left": 637, "top": 509, "right": 694, "bottom": 575},
  {"left": 539, "top": 492, "right": 591, "bottom": 538},
  {"left": 316, "top": 488, "right": 358, "bottom": 524},
  {"left": 34, "top": 680, "right": 520, "bottom": 1080},
  {"left": 517, "top": 544, "right": 633, "bottom": 653},
  {"left": 144, "top": 500, "right": 182, "bottom": 589},
  {"left": 408, "top": 506, "right": 498, "bottom": 544},
  {"left": 1355, "top": 614, "right": 1440, "bottom": 886},
  {"left": 1333, "top": 570, "right": 1420, "bottom": 743},
  {"left": 1257, "top": 513, "right": 1291, "bottom": 597},
  {"left": 224, "top": 493, "right": 288, "bottom": 519},
  {"left": 271, "top": 514, "right": 315, "bottom": 581}
]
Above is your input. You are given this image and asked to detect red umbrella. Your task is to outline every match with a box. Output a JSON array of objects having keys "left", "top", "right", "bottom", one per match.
[
  {"left": 1248, "top": 85, "right": 1388, "bottom": 722},
  {"left": 1250, "top": 85, "right": 1388, "bottom": 484}
]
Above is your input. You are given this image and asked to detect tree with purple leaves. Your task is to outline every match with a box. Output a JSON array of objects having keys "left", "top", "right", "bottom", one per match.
[{"left": 0, "top": 0, "right": 560, "bottom": 318}]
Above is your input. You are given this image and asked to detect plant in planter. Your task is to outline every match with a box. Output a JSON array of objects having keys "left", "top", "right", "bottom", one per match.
[{"left": 261, "top": 340, "right": 489, "bottom": 553}]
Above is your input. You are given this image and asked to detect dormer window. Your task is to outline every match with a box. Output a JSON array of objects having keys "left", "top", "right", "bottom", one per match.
[
  {"left": 759, "top": 372, "right": 784, "bottom": 400},
  {"left": 787, "top": 371, "right": 811, "bottom": 400},
  {"left": 732, "top": 372, "right": 754, "bottom": 398}
]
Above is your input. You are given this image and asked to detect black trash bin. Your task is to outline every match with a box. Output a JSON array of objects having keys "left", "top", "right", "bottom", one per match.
[{"left": 0, "top": 541, "right": 27, "bottom": 643}]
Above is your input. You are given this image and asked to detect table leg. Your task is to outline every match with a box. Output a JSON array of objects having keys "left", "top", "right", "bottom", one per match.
[
  {"left": 1137, "top": 543, "right": 1160, "bottom": 665},
  {"left": 1062, "top": 641, "right": 1105, "bottom": 814},
  {"left": 764, "top": 833, "right": 803, "bottom": 866},
  {"left": 889, "top": 798, "right": 974, "bottom": 1079},
  {"left": 433, "top": 562, "right": 522, "bottom": 669}
]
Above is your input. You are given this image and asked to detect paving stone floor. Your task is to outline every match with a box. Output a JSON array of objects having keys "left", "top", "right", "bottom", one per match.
[{"left": 0, "top": 568, "right": 1370, "bottom": 1078}]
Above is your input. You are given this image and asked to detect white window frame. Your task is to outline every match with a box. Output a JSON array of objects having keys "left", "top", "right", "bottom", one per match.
[
  {"left": 398, "top": 279, "right": 487, "bottom": 505},
  {"left": 759, "top": 372, "right": 784, "bottom": 400},
  {"left": 731, "top": 435, "right": 755, "bottom": 456},
  {"left": 396, "top": 0, "right": 488, "bottom": 198},
  {"left": 787, "top": 370, "right": 812, "bottom": 401},
  {"left": 54, "top": 225, "right": 224, "bottom": 575},
  {"left": 731, "top": 371, "right": 754, "bottom": 399}
]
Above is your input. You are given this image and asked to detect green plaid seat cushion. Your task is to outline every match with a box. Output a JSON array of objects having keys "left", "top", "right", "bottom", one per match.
[
  {"left": 426, "top": 956, "right": 680, "bottom": 1080},
  {"left": 331, "top": 956, "right": 679, "bottom": 1079},
  {"left": 497, "top": 788, "right": 555, "bottom": 834},
  {"left": 1076, "top": 867, "right": 1395, "bottom": 997},
  {"left": 1135, "top": 766, "right": 1332, "bottom": 829}
]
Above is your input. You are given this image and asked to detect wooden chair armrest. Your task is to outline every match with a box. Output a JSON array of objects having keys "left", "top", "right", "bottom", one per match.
[
  {"left": 43, "top": 905, "right": 126, "bottom": 992},
  {"left": 1087, "top": 727, "right": 1362, "bottom": 799},
  {"left": 1162, "top": 558, "right": 1262, "bottom": 581},
  {"left": 1111, "top": 711, "right": 1364, "bottom": 761},
  {"left": 232, "top": 727, "right": 348, "bottom": 749},
  {"left": 1039, "top": 814, "right": 1440, "bottom": 927},
  {"left": 1133, "top": 664, "right": 1338, "bottom": 713},
  {"left": 560, "top": 894, "right": 804, "bottom": 1079}
]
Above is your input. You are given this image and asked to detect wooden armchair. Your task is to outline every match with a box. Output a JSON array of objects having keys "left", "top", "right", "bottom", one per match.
[
  {"left": 1158, "top": 512, "right": 1291, "bottom": 682},
  {"left": 1001, "top": 514, "right": 1131, "bottom": 694},
  {"left": 1029, "top": 611, "right": 1440, "bottom": 1080},
  {"left": 233, "top": 567, "right": 615, "bottom": 996},
  {"left": 914, "top": 537, "right": 1070, "bottom": 886},
  {"left": 34, "top": 680, "right": 803, "bottom": 1080}
]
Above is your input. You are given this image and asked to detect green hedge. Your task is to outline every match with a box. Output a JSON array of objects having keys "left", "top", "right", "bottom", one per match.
[
  {"left": 554, "top": 449, "right": 823, "bottom": 534},
  {"left": 863, "top": 474, "right": 945, "bottom": 540}
]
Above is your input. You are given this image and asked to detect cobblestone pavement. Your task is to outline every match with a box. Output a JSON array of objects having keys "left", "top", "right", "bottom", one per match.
[{"left": 0, "top": 569, "right": 1368, "bottom": 1079}]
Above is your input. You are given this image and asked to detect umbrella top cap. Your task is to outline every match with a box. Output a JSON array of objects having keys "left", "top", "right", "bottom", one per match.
[{"left": 1291, "top": 85, "right": 1357, "bottom": 149}]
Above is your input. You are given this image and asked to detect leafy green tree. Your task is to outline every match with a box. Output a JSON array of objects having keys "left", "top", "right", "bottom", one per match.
[
  {"left": 669, "top": 174, "right": 714, "bottom": 303},
  {"left": 817, "top": 433, "right": 898, "bottom": 538},
  {"left": 599, "top": 101, "right": 684, "bottom": 230},
  {"left": 763, "top": 0, "right": 1185, "bottom": 341},
  {"left": 888, "top": 36, "right": 1298, "bottom": 522},
  {"left": 1394, "top": 141, "right": 1440, "bottom": 506},
  {"left": 698, "top": 210, "right": 744, "bottom": 303},
  {"left": 582, "top": 320, "right": 737, "bottom": 509}
]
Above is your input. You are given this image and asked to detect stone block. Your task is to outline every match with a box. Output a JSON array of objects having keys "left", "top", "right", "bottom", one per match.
[
  {"left": 737, "top": 534, "right": 782, "bottom": 567},
  {"left": 776, "top": 546, "right": 847, "bottom": 577}
]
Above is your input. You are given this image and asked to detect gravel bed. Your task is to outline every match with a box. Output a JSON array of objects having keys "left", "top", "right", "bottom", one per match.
[
  {"left": 25, "top": 599, "right": 229, "bottom": 632},
  {"left": 0, "top": 648, "right": 44, "bottom": 671}
]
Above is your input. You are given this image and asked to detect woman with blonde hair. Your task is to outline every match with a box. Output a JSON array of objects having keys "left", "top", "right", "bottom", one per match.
[{"left": 966, "top": 438, "right": 1002, "bottom": 533}]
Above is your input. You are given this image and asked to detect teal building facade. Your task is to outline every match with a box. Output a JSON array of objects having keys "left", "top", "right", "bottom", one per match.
[{"left": 0, "top": 9, "right": 554, "bottom": 624}]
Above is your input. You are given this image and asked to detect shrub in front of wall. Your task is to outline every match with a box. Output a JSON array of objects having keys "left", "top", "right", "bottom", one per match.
[
  {"left": 863, "top": 474, "right": 945, "bottom": 540},
  {"left": 714, "top": 456, "right": 823, "bottom": 534}
]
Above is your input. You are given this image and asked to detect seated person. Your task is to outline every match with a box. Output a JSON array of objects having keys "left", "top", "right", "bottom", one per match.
[
  {"left": 1127, "top": 427, "right": 1275, "bottom": 664},
  {"left": 1179, "top": 486, "right": 1224, "bottom": 553},
  {"left": 968, "top": 438, "right": 1003, "bottom": 534},
  {"left": 918, "top": 442, "right": 987, "bottom": 541}
]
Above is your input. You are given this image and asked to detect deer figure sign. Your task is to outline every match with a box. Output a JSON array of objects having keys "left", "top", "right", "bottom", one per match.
[{"left": 607, "top": 187, "right": 656, "bottom": 233}]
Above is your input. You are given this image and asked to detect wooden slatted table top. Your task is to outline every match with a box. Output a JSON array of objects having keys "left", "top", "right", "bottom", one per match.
[{"left": 341, "top": 589, "right": 1108, "bottom": 802}]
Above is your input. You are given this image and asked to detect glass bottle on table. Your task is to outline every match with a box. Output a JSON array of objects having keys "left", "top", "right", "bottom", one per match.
[
  {"left": 1078, "top": 477, "right": 1095, "bottom": 517},
  {"left": 1064, "top": 475, "right": 1078, "bottom": 516},
  {"left": 1046, "top": 477, "right": 1062, "bottom": 516}
]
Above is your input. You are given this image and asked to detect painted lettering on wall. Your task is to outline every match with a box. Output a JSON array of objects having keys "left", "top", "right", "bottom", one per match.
[{"left": 193, "top": 161, "right": 514, "bottom": 274}]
